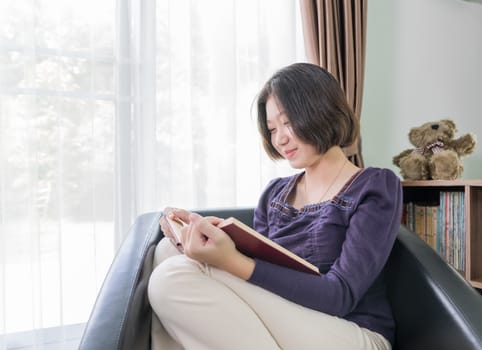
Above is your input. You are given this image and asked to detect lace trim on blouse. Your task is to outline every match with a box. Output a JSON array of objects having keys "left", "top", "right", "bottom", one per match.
[{"left": 270, "top": 168, "right": 366, "bottom": 217}]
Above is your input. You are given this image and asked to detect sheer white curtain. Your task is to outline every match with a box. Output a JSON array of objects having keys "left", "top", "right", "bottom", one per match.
[
  {"left": 0, "top": 0, "right": 116, "bottom": 346},
  {"left": 0, "top": 0, "right": 304, "bottom": 347},
  {"left": 115, "top": 0, "right": 305, "bottom": 245}
]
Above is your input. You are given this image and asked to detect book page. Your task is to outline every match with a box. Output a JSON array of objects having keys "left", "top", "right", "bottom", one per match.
[{"left": 165, "top": 215, "right": 186, "bottom": 248}]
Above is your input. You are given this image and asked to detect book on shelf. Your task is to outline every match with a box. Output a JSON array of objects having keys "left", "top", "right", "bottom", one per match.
[
  {"left": 166, "top": 215, "right": 320, "bottom": 276},
  {"left": 402, "top": 190, "right": 465, "bottom": 272}
]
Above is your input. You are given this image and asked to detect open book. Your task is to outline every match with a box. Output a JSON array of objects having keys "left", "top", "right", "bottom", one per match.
[{"left": 166, "top": 215, "right": 320, "bottom": 275}]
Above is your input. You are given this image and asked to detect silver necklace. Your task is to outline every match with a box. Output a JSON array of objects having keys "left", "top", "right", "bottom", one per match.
[{"left": 304, "top": 158, "right": 348, "bottom": 203}]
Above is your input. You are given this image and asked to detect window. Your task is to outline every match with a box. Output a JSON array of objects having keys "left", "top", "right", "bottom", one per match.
[
  {"left": 0, "top": 0, "right": 304, "bottom": 347},
  {"left": 0, "top": 0, "right": 116, "bottom": 342}
]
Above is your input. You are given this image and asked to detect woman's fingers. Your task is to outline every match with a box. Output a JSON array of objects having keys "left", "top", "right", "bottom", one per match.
[
  {"left": 171, "top": 208, "right": 191, "bottom": 223},
  {"left": 160, "top": 207, "right": 190, "bottom": 250},
  {"left": 159, "top": 215, "right": 174, "bottom": 239}
]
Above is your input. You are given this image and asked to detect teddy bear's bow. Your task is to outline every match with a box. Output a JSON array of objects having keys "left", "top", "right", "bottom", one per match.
[{"left": 413, "top": 141, "right": 445, "bottom": 155}]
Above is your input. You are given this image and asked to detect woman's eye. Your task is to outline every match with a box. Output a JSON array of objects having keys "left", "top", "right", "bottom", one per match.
[{"left": 268, "top": 128, "right": 276, "bottom": 134}]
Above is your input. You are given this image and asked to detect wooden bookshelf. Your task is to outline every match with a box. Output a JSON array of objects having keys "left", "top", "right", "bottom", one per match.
[{"left": 402, "top": 179, "right": 482, "bottom": 289}]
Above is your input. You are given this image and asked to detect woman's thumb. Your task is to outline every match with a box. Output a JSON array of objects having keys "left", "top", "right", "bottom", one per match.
[{"left": 189, "top": 212, "right": 202, "bottom": 223}]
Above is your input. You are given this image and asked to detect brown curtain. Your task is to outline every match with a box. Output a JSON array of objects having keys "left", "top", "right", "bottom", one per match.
[{"left": 299, "top": 0, "right": 367, "bottom": 167}]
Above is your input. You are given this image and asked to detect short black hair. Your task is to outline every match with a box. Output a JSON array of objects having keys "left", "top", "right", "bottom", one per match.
[{"left": 256, "top": 63, "right": 358, "bottom": 160}]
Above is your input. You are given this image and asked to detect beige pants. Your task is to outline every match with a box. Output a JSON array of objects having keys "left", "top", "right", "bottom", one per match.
[{"left": 148, "top": 238, "right": 391, "bottom": 350}]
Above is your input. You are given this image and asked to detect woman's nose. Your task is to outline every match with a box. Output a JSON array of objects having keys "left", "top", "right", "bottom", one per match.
[{"left": 274, "top": 126, "right": 290, "bottom": 146}]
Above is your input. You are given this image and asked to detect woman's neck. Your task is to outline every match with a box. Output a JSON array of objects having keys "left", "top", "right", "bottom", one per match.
[
  {"left": 292, "top": 147, "right": 359, "bottom": 208},
  {"left": 304, "top": 146, "right": 346, "bottom": 181}
]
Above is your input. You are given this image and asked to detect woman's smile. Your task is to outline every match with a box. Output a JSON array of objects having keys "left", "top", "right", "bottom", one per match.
[{"left": 284, "top": 148, "right": 297, "bottom": 159}]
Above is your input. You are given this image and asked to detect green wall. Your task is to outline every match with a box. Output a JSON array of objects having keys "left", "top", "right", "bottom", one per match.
[{"left": 362, "top": 0, "right": 482, "bottom": 179}]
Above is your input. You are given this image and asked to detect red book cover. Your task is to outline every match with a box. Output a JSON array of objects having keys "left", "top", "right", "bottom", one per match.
[{"left": 218, "top": 217, "right": 320, "bottom": 275}]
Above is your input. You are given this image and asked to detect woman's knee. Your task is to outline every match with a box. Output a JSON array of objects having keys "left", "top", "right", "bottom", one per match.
[
  {"left": 148, "top": 255, "right": 202, "bottom": 315},
  {"left": 153, "top": 238, "right": 182, "bottom": 267}
]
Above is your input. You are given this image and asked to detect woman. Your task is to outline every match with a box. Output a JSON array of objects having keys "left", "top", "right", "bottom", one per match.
[{"left": 148, "top": 63, "right": 402, "bottom": 350}]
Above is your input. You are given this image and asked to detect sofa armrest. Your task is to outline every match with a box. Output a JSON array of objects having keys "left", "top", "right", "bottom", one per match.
[
  {"left": 386, "top": 225, "right": 482, "bottom": 350},
  {"left": 79, "top": 212, "right": 163, "bottom": 350},
  {"left": 79, "top": 208, "right": 254, "bottom": 349}
]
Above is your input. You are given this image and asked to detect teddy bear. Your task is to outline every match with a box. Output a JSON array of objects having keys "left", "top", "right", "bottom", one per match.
[{"left": 393, "top": 119, "right": 476, "bottom": 181}]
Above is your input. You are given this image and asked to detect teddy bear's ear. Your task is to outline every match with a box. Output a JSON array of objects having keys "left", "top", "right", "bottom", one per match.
[
  {"left": 408, "top": 127, "right": 420, "bottom": 140},
  {"left": 441, "top": 119, "right": 456, "bottom": 130}
]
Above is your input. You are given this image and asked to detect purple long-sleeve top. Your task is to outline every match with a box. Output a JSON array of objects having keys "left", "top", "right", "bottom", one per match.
[{"left": 248, "top": 167, "right": 403, "bottom": 345}]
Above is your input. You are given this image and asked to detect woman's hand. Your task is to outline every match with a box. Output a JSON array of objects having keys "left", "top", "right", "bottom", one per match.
[
  {"left": 181, "top": 213, "right": 233, "bottom": 265},
  {"left": 159, "top": 207, "right": 191, "bottom": 247},
  {"left": 181, "top": 213, "right": 255, "bottom": 280}
]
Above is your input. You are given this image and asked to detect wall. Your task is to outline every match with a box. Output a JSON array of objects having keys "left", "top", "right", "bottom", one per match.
[{"left": 362, "top": 0, "right": 482, "bottom": 179}]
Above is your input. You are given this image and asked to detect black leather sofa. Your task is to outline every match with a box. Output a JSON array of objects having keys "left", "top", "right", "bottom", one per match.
[{"left": 79, "top": 208, "right": 482, "bottom": 350}]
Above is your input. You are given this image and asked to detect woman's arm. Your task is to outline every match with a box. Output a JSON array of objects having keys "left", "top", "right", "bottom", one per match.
[{"left": 249, "top": 169, "right": 403, "bottom": 316}]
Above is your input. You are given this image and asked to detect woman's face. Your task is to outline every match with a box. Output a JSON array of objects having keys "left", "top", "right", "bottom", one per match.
[{"left": 265, "top": 95, "right": 321, "bottom": 169}]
